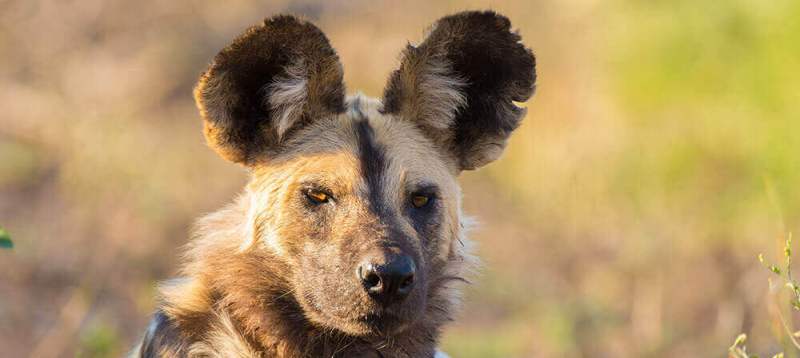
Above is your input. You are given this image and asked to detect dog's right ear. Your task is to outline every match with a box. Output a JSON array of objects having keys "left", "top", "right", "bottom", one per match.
[
  {"left": 195, "top": 15, "right": 346, "bottom": 165},
  {"left": 382, "top": 11, "right": 536, "bottom": 171}
]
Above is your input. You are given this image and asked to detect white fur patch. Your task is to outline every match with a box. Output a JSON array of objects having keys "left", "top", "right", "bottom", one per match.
[
  {"left": 242, "top": 188, "right": 286, "bottom": 256},
  {"left": 417, "top": 59, "right": 467, "bottom": 129},
  {"left": 187, "top": 310, "right": 260, "bottom": 357},
  {"left": 266, "top": 62, "right": 308, "bottom": 139}
]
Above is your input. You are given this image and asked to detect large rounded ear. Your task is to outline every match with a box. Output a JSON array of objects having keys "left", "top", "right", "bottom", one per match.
[
  {"left": 382, "top": 11, "right": 536, "bottom": 170},
  {"left": 195, "top": 15, "right": 346, "bottom": 165}
]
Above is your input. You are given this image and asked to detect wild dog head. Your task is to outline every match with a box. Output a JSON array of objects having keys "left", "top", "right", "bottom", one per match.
[{"left": 194, "top": 12, "right": 536, "bottom": 338}]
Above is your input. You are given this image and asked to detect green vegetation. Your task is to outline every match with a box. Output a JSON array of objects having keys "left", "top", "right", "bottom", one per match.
[
  {"left": 730, "top": 333, "right": 784, "bottom": 358},
  {"left": 76, "top": 322, "right": 122, "bottom": 358},
  {"left": 0, "top": 227, "right": 12, "bottom": 249},
  {"left": 729, "top": 234, "right": 800, "bottom": 358}
]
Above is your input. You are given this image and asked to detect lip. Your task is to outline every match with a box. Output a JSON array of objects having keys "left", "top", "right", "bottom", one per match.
[
  {"left": 357, "top": 312, "right": 410, "bottom": 335},
  {"left": 304, "top": 298, "right": 402, "bottom": 336}
]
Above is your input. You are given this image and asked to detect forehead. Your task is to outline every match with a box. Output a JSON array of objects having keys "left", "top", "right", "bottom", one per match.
[{"left": 269, "top": 95, "right": 455, "bottom": 187}]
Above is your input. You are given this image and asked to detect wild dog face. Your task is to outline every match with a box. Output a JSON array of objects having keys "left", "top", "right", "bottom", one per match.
[{"left": 194, "top": 12, "right": 536, "bottom": 338}]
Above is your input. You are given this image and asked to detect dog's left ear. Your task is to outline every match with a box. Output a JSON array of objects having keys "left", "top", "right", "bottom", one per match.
[{"left": 382, "top": 11, "right": 536, "bottom": 170}]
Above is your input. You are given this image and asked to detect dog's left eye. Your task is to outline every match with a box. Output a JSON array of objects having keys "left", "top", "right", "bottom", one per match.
[
  {"left": 410, "top": 194, "right": 432, "bottom": 208},
  {"left": 305, "top": 189, "right": 330, "bottom": 204}
]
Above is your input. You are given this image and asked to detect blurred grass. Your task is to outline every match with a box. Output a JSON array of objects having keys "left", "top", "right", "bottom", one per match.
[
  {"left": 76, "top": 321, "right": 122, "bottom": 358},
  {"left": 0, "top": 0, "right": 797, "bottom": 357}
]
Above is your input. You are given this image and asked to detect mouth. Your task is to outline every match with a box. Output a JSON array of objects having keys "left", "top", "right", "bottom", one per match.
[
  {"left": 301, "top": 295, "right": 399, "bottom": 336},
  {"left": 357, "top": 312, "right": 410, "bottom": 336},
  {"left": 306, "top": 298, "right": 415, "bottom": 337}
]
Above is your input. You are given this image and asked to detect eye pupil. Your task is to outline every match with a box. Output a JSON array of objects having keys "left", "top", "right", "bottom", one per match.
[
  {"left": 307, "top": 190, "right": 329, "bottom": 204},
  {"left": 412, "top": 195, "right": 430, "bottom": 208}
]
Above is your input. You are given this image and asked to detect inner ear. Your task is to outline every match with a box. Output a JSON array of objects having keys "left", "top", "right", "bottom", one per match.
[
  {"left": 382, "top": 11, "right": 537, "bottom": 170},
  {"left": 195, "top": 15, "right": 346, "bottom": 165}
]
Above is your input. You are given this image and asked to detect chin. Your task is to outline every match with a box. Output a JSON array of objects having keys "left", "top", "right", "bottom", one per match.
[
  {"left": 303, "top": 300, "right": 421, "bottom": 337},
  {"left": 355, "top": 312, "right": 417, "bottom": 336}
]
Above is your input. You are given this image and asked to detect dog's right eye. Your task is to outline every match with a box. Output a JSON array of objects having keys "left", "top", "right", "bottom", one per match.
[
  {"left": 305, "top": 189, "right": 331, "bottom": 204},
  {"left": 411, "top": 194, "right": 430, "bottom": 208}
]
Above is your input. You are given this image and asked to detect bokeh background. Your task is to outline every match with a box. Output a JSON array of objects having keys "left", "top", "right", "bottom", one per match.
[{"left": 1, "top": 0, "right": 799, "bottom": 357}]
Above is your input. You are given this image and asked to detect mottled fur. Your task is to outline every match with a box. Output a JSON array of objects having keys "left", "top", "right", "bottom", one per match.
[{"left": 135, "top": 11, "right": 535, "bottom": 358}]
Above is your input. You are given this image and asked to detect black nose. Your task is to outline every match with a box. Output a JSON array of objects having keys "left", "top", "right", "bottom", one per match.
[{"left": 358, "top": 253, "right": 416, "bottom": 305}]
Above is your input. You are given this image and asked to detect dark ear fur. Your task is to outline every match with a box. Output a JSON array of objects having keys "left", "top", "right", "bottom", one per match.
[
  {"left": 383, "top": 11, "right": 537, "bottom": 170},
  {"left": 195, "top": 15, "right": 345, "bottom": 164}
]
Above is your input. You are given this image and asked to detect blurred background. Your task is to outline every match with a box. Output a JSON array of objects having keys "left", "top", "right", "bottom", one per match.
[{"left": 1, "top": 0, "right": 798, "bottom": 357}]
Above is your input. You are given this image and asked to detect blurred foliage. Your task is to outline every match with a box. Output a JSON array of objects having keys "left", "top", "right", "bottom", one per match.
[
  {"left": 0, "top": 227, "right": 12, "bottom": 249},
  {"left": 0, "top": 0, "right": 797, "bottom": 357},
  {"left": 608, "top": 0, "right": 800, "bottom": 236},
  {"left": 76, "top": 321, "right": 123, "bottom": 358}
]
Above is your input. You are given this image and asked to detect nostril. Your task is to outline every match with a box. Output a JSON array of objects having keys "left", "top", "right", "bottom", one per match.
[
  {"left": 399, "top": 274, "right": 414, "bottom": 290},
  {"left": 365, "top": 273, "right": 381, "bottom": 289},
  {"left": 397, "top": 273, "right": 414, "bottom": 294},
  {"left": 359, "top": 264, "right": 382, "bottom": 290}
]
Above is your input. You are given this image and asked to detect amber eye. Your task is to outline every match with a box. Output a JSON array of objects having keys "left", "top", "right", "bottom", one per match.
[
  {"left": 306, "top": 189, "right": 330, "bottom": 204},
  {"left": 411, "top": 194, "right": 431, "bottom": 208}
]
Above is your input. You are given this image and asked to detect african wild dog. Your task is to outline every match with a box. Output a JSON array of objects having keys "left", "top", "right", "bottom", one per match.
[{"left": 134, "top": 10, "right": 536, "bottom": 358}]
